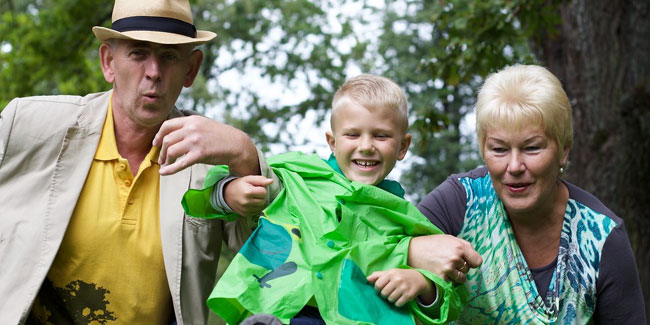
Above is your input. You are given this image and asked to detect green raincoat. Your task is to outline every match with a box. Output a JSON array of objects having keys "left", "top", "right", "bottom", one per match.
[{"left": 183, "top": 152, "right": 467, "bottom": 324}]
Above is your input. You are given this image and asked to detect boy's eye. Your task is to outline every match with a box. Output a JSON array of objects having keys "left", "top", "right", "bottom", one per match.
[
  {"left": 375, "top": 134, "right": 389, "bottom": 139},
  {"left": 344, "top": 133, "right": 359, "bottom": 138}
]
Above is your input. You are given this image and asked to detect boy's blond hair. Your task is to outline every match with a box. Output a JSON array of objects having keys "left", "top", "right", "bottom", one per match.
[
  {"left": 331, "top": 74, "right": 408, "bottom": 133},
  {"left": 475, "top": 64, "right": 573, "bottom": 159}
]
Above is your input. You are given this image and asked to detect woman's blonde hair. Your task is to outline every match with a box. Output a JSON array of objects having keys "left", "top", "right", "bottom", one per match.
[
  {"left": 475, "top": 64, "right": 573, "bottom": 158},
  {"left": 331, "top": 74, "right": 408, "bottom": 133}
]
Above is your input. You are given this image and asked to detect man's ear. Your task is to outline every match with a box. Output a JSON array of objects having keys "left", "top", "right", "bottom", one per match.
[
  {"left": 183, "top": 49, "right": 204, "bottom": 87},
  {"left": 397, "top": 133, "right": 412, "bottom": 161},
  {"left": 99, "top": 42, "right": 116, "bottom": 83},
  {"left": 325, "top": 131, "right": 336, "bottom": 152}
]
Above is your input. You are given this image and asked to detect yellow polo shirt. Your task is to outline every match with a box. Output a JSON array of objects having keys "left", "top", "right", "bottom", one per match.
[{"left": 30, "top": 102, "right": 172, "bottom": 324}]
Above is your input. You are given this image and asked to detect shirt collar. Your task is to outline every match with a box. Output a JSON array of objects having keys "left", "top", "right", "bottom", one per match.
[
  {"left": 95, "top": 97, "right": 120, "bottom": 161},
  {"left": 325, "top": 154, "right": 405, "bottom": 198}
]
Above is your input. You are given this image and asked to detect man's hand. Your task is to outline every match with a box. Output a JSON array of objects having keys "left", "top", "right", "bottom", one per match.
[
  {"left": 153, "top": 116, "right": 260, "bottom": 176},
  {"left": 367, "top": 268, "right": 434, "bottom": 307},
  {"left": 408, "top": 234, "right": 482, "bottom": 284},
  {"left": 224, "top": 176, "right": 273, "bottom": 217}
]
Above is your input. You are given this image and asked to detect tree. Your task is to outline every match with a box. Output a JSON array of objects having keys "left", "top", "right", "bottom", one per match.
[
  {"left": 0, "top": 0, "right": 110, "bottom": 106},
  {"left": 374, "top": 0, "right": 544, "bottom": 200},
  {"left": 532, "top": 0, "right": 650, "bottom": 314}
]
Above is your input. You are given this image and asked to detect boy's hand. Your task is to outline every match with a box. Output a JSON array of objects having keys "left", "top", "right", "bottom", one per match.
[
  {"left": 224, "top": 175, "right": 273, "bottom": 217},
  {"left": 367, "top": 269, "right": 434, "bottom": 307}
]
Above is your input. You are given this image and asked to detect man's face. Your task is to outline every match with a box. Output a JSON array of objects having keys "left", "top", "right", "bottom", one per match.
[{"left": 100, "top": 39, "right": 202, "bottom": 129}]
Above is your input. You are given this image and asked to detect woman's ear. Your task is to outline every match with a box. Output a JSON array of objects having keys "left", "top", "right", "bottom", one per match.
[{"left": 561, "top": 146, "right": 570, "bottom": 166}]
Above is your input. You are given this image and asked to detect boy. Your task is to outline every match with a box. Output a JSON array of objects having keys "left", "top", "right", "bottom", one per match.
[{"left": 183, "top": 75, "right": 466, "bottom": 324}]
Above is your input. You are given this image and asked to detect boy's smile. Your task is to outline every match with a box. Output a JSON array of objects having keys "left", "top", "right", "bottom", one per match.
[{"left": 326, "top": 98, "right": 411, "bottom": 185}]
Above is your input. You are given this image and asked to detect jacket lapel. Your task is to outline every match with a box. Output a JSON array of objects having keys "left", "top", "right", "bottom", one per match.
[
  {"left": 159, "top": 108, "right": 192, "bottom": 322},
  {"left": 45, "top": 93, "right": 110, "bottom": 248}
]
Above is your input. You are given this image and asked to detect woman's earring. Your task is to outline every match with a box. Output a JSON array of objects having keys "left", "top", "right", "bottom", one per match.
[{"left": 559, "top": 166, "right": 565, "bottom": 174}]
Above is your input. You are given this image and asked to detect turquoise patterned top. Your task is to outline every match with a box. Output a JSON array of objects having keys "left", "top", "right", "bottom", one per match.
[
  {"left": 417, "top": 167, "right": 644, "bottom": 324},
  {"left": 457, "top": 172, "right": 614, "bottom": 323}
]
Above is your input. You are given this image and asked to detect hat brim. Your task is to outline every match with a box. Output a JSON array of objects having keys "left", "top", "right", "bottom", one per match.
[{"left": 92, "top": 26, "right": 216, "bottom": 45}]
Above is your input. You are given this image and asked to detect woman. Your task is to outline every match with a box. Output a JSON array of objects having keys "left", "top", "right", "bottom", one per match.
[{"left": 412, "top": 65, "right": 645, "bottom": 323}]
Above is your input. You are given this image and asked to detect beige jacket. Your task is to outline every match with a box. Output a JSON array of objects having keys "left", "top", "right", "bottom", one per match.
[{"left": 0, "top": 91, "right": 259, "bottom": 324}]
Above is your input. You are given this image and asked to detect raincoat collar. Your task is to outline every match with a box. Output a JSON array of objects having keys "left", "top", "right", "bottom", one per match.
[{"left": 325, "top": 154, "right": 405, "bottom": 198}]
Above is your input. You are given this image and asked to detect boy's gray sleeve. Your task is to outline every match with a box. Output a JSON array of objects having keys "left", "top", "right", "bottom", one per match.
[{"left": 210, "top": 175, "right": 239, "bottom": 214}]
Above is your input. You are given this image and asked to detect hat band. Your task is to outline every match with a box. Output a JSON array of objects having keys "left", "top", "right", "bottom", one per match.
[{"left": 112, "top": 16, "right": 197, "bottom": 38}]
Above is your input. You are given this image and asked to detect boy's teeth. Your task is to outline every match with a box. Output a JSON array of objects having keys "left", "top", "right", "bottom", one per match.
[{"left": 355, "top": 160, "right": 377, "bottom": 167}]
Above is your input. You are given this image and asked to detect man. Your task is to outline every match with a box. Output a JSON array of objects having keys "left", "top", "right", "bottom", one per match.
[{"left": 0, "top": 0, "right": 269, "bottom": 323}]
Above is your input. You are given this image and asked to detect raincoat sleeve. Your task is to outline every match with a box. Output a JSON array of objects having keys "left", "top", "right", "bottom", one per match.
[
  {"left": 409, "top": 268, "right": 469, "bottom": 324},
  {"left": 181, "top": 149, "right": 282, "bottom": 222}
]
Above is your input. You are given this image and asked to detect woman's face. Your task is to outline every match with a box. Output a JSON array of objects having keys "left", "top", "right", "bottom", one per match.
[{"left": 483, "top": 125, "right": 568, "bottom": 219}]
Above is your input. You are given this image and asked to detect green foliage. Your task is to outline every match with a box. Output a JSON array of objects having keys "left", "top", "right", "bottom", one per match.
[
  {"left": 187, "top": 0, "right": 366, "bottom": 149},
  {"left": 0, "top": 0, "right": 111, "bottom": 108},
  {"left": 376, "top": 0, "right": 560, "bottom": 201},
  {"left": 0, "top": 0, "right": 562, "bottom": 202}
]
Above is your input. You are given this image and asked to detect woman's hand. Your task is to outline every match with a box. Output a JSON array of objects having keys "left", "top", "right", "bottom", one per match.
[{"left": 407, "top": 234, "right": 483, "bottom": 284}]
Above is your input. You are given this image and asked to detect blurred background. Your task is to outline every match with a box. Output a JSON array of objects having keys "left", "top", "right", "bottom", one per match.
[{"left": 1, "top": 0, "right": 648, "bottom": 323}]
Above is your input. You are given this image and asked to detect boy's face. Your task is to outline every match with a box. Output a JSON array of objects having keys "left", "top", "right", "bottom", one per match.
[{"left": 326, "top": 99, "right": 411, "bottom": 185}]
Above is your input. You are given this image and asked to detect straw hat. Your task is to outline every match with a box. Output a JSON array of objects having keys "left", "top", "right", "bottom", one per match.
[{"left": 92, "top": 0, "right": 216, "bottom": 45}]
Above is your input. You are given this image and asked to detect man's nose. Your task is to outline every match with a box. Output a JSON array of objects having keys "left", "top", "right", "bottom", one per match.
[{"left": 144, "top": 57, "right": 162, "bottom": 81}]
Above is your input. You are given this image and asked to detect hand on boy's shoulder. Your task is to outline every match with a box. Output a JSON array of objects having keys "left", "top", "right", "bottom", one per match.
[{"left": 225, "top": 175, "right": 274, "bottom": 217}]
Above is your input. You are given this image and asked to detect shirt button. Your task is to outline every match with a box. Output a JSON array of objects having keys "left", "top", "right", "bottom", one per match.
[
  {"left": 316, "top": 272, "right": 323, "bottom": 279},
  {"left": 128, "top": 197, "right": 134, "bottom": 205},
  {"left": 327, "top": 240, "right": 335, "bottom": 248},
  {"left": 124, "top": 179, "right": 132, "bottom": 186}
]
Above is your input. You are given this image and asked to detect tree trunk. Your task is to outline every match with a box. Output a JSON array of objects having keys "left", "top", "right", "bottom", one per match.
[{"left": 533, "top": 0, "right": 650, "bottom": 319}]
